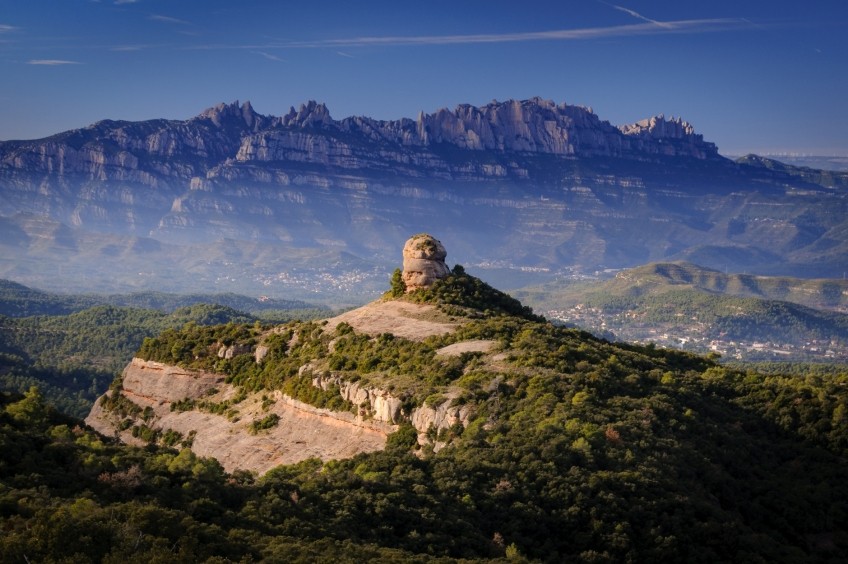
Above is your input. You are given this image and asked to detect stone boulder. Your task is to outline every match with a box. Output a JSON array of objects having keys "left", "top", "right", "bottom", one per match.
[{"left": 402, "top": 234, "right": 450, "bottom": 292}]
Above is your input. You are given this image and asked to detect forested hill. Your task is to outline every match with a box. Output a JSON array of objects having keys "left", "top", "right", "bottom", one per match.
[
  {"left": 0, "top": 278, "right": 325, "bottom": 318},
  {"left": 3, "top": 268, "right": 839, "bottom": 561},
  {"left": 611, "top": 262, "right": 848, "bottom": 311},
  {"left": 0, "top": 280, "right": 330, "bottom": 418},
  {"left": 514, "top": 262, "right": 848, "bottom": 361}
]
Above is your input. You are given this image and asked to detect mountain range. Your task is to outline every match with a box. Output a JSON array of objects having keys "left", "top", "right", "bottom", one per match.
[{"left": 2, "top": 97, "right": 847, "bottom": 299}]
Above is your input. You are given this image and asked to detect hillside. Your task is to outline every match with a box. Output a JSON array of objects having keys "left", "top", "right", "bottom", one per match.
[
  {"left": 3, "top": 98, "right": 848, "bottom": 300},
  {"left": 25, "top": 238, "right": 835, "bottom": 561},
  {"left": 0, "top": 280, "right": 331, "bottom": 419},
  {"left": 1, "top": 301, "right": 845, "bottom": 560},
  {"left": 515, "top": 262, "right": 848, "bottom": 362}
]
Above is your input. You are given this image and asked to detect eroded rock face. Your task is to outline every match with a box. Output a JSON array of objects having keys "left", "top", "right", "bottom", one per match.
[
  {"left": 401, "top": 233, "right": 450, "bottom": 292},
  {"left": 85, "top": 358, "right": 392, "bottom": 474}
]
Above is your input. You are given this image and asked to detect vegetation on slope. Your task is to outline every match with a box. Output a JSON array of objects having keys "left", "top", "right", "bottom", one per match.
[
  {"left": 0, "top": 279, "right": 331, "bottom": 418},
  {"left": 0, "top": 278, "right": 327, "bottom": 318},
  {"left": 3, "top": 270, "right": 847, "bottom": 561},
  {"left": 3, "top": 322, "right": 848, "bottom": 561},
  {"left": 0, "top": 304, "right": 254, "bottom": 417},
  {"left": 392, "top": 265, "right": 543, "bottom": 322}
]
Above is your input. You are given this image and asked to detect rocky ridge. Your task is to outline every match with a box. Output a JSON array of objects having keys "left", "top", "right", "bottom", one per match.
[
  {"left": 0, "top": 97, "right": 718, "bottom": 202},
  {"left": 3, "top": 97, "right": 848, "bottom": 293},
  {"left": 86, "top": 295, "right": 480, "bottom": 474}
]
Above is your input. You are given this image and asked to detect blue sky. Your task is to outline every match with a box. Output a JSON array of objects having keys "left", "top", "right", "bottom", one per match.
[{"left": 1, "top": 0, "right": 846, "bottom": 155}]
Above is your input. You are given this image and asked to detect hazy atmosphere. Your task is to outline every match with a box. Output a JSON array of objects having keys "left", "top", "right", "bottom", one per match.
[{"left": 2, "top": 0, "right": 847, "bottom": 155}]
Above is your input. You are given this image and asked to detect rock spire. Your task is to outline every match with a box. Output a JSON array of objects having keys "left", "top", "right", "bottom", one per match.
[{"left": 401, "top": 234, "right": 450, "bottom": 292}]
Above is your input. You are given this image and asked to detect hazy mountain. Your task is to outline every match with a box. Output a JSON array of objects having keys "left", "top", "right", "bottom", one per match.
[
  {"left": 514, "top": 262, "right": 848, "bottom": 361},
  {"left": 2, "top": 98, "right": 847, "bottom": 300},
  {"left": 0, "top": 278, "right": 324, "bottom": 318}
]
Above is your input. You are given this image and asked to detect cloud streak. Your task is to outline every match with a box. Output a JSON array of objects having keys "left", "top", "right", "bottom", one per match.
[
  {"left": 28, "top": 59, "right": 82, "bottom": 65},
  {"left": 0, "top": 24, "right": 18, "bottom": 33},
  {"left": 254, "top": 51, "right": 284, "bottom": 62},
  {"left": 605, "top": 3, "right": 673, "bottom": 29},
  {"left": 284, "top": 19, "right": 754, "bottom": 48},
  {"left": 149, "top": 14, "right": 190, "bottom": 25}
]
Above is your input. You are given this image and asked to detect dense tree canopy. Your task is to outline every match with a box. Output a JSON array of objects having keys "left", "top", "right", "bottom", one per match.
[{"left": 1, "top": 274, "right": 847, "bottom": 561}]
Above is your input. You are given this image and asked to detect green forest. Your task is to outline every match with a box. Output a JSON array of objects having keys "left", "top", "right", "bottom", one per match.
[
  {"left": 1, "top": 274, "right": 847, "bottom": 561},
  {"left": 0, "top": 280, "right": 328, "bottom": 417}
]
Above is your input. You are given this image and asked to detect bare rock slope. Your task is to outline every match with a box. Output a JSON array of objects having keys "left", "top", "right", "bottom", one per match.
[
  {"left": 87, "top": 299, "right": 485, "bottom": 474},
  {"left": 86, "top": 359, "right": 393, "bottom": 474}
]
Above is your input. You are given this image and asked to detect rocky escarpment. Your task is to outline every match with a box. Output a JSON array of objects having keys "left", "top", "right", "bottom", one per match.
[
  {"left": 85, "top": 359, "right": 393, "bottom": 474},
  {"left": 229, "top": 98, "right": 718, "bottom": 169},
  {"left": 87, "top": 353, "right": 474, "bottom": 474},
  {"left": 3, "top": 97, "right": 847, "bottom": 290},
  {"left": 86, "top": 294, "right": 491, "bottom": 473},
  {"left": 1, "top": 97, "right": 718, "bottom": 195}
]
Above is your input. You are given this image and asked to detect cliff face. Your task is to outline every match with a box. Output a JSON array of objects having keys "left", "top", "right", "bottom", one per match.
[
  {"left": 0, "top": 97, "right": 718, "bottom": 201},
  {"left": 2, "top": 97, "right": 847, "bottom": 294},
  {"left": 86, "top": 358, "right": 472, "bottom": 474},
  {"left": 86, "top": 299, "right": 480, "bottom": 473},
  {"left": 229, "top": 97, "right": 717, "bottom": 167},
  {"left": 85, "top": 359, "right": 393, "bottom": 474}
]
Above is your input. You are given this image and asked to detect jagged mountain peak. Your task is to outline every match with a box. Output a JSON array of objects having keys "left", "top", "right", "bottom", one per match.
[
  {"left": 620, "top": 114, "right": 698, "bottom": 140},
  {"left": 281, "top": 100, "right": 334, "bottom": 128},
  {"left": 194, "top": 100, "right": 267, "bottom": 131}
]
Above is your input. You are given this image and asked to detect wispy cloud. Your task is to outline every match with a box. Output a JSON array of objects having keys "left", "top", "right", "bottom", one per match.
[
  {"left": 336, "top": 51, "right": 355, "bottom": 58},
  {"left": 285, "top": 19, "right": 754, "bottom": 48},
  {"left": 114, "top": 0, "right": 140, "bottom": 4},
  {"left": 28, "top": 59, "right": 82, "bottom": 65},
  {"left": 605, "top": 3, "right": 673, "bottom": 29},
  {"left": 0, "top": 24, "right": 18, "bottom": 33},
  {"left": 254, "top": 51, "right": 284, "bottom": 62},
  {"left": 149, "top": 14, "right": 189, "bottom": 25}
]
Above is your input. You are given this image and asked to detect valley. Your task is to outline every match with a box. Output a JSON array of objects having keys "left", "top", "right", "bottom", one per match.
[
  {"left": 516, "top": 262, "right": 848, "bottom": 363},
  {"left": 546, "top": 301, "right": 845, "bottom": 361}
]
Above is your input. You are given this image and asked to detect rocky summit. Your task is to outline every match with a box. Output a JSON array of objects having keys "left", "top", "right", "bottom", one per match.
[
  {"left": 401, "top": 233, "right": 450, "bottom": 292},
  {"left": 1, "top": 97, "right": 847, "bottom": 297}
]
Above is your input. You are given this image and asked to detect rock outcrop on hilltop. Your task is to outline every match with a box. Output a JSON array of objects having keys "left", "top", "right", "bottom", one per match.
[
  {"left": 401, "top": 233, "right": 451, "bottom": 292},
  {"left": 87, "top": 234, "right": 509, "bottom": 473}
]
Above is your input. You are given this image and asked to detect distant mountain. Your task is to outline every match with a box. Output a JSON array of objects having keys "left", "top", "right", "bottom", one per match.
[
  {"left": 0, "top": 278, "right": 324, "bottom": 318},
  {"left": 515, "top": 262, "right": 848, "bottom": 361},
  {"left": 747, "top": 154, "right": 848, "bottom": 173},
  {"left": 2, "top": 98, "right": 848, "bottom": 299},
  {"left": 585, "top": 261, "right": 848, "bottom": 311}
]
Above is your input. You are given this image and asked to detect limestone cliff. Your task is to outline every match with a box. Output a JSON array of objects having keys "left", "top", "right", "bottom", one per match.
[
  {"left": 85, "top": 359, "right": 392, "bottom": 474},
  {"left": 4, "top": 96, "right": 845, "bottom": 294},
  {"left": 86, "top": 297, "right": 487, "bottom": 474}
]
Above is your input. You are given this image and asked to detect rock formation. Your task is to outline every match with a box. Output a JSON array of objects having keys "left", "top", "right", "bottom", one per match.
[
  {"left": 3, "top": 96, "right": 847, "bottom": 295},
  {"left": 401, "top": 233, "right": 450, "bottom": 292}
]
